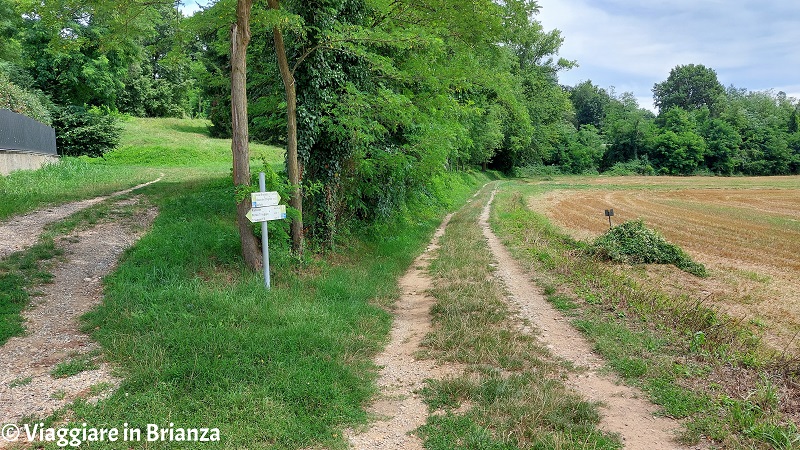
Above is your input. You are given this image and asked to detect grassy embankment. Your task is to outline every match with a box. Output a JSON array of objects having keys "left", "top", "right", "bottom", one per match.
[
  {"left": 491, "top": 179, "right": 800, "bottom": 449},
  {"left": 0, "top": 117, "right": 284, "bottom": 220},
  {"left": 418, "top": 182, "right": 621, "bottom": 449},
  {"left": 0, "top": 117, "right": 282, "bottom": 345},
  {"left": 6, "top": 117, "right": 491, "bottom": 449}
]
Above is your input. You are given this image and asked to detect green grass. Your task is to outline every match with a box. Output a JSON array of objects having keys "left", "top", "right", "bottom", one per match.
[
  {"left": 44, "top": 162, "right": 488, "bottom": 448},
  {"left": 51, "top": 351, "right": 101, "bottom": 378},
  {"left": 490, "top": 179, "right": 800, "bottom": 448},
  {"left": 418, "top": 183, "right": 621, "bottom": 449},
  {"left": 105, "top": 117, "right": 283, "bottom": 168},
  {"left": 591, "top": 219, "right": 707, "bottom": 277},
  {"left": 9, "top": 376, "right": 32, "bottom": 388},
  {"left": 0, "top": 240, "right": 62, "bottom": 344},
  {"left": 0, "top": 117, "right": 283, "bottom": 220},
  {"left": 0, "top": 157, "right": 158, "bottom": 220}
]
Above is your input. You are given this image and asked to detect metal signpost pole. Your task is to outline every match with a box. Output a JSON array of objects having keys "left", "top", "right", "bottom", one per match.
[{"left": 259, "top": 172, "right": 271, "bottom": 289}]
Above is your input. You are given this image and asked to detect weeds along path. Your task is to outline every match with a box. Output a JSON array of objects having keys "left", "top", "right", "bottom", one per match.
[
  {"left": 0, "top": 196, "right": 158, "bottom": 428},
  {"left": 480, "top": 188, "right": 687, "bottom": 450},
  {"left": 347, "top": 212, "right": 461, "bottom": 450},
  {"left": 0, "top": 175, "right": 162, "bottom": 259}
]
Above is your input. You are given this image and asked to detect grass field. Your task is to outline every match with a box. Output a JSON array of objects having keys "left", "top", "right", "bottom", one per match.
[{"left": 529, "top": 175, "right": 800, "bottom": 352}]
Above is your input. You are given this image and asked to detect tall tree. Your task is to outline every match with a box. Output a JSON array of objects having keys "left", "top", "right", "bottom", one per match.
[
  {"left": 569, "top": 80, "right": 610, "bottom": 129},
  {"left": 652, "top": 64, "right": 724, "bottom": 115},
  {"left": 231, "top": 0, "right": 262, "bottom": 270},
  {"left": 266, "top": 0, "right": 303, "bottom": 255}
]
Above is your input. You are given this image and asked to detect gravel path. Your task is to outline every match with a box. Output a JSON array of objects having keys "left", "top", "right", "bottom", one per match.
[
  {"left": 0, "top": 202, "right": 157, "bottom": 425},
  {"left": 0, "top": 188, "right": 158, "bottom": 437},
  {"left": 480, "top": 187, "right": 690, "bottom": 450},
  {"left": 0, "top": 176, "right": 162, "bottom": 260},
  {"left": 347, "top": 213, "right": 460, "bottom": 450}
]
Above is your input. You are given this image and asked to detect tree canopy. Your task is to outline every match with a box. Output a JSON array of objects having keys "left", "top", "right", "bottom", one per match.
[{"left": 652, "top": 64, "right": 725, "bottom": 114}]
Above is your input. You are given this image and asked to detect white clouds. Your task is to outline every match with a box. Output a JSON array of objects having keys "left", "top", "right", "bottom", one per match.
[
  {"left": 179, "top": 1, "right": 209, "bottom": 16},
  {"left": 536, "top": 0, "right": 800, "bottom": 108}
]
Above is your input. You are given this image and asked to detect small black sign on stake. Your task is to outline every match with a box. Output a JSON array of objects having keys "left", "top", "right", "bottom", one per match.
[{"left": 604, "top": 208, "right": 615, "bottom": 228}]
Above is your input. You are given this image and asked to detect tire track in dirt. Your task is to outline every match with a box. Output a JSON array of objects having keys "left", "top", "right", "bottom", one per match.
[
  {"left": 0, "top": 196, "right": 158, "bottom": 432},
  {"left": 0, "top": 175, "right": 162, "bottom": 259},
  {"left": 347, "top": 212, "right": 460, "bottom": 450},
  {"left": 480, "top": 188, "right": 689, "bottom": 450}
]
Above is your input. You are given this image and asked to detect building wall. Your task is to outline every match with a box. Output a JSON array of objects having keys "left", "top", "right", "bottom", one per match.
[{"left": 0, "top": 150, "right": 59, "bottom": 176}]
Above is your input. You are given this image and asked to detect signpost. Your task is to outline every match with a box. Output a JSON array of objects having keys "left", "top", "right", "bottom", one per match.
[
  {"left": 246, "top": 204, "right": 286, "bottom": 222},
  {"left": 247, "top": 173, "right": 286, "bottom": 288},
  {"left": 604, "top": 208, "right": 615, "bottom": 229}
]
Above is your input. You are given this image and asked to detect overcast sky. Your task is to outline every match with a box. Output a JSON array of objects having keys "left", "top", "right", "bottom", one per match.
[{"left": 535, "top": 0, "right": 800, "bottom": 111}]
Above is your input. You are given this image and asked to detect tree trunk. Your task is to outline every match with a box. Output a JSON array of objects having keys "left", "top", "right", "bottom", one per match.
[
  {"left": 231, "top": 0, "right": 261, "bottom": 270},
  {"left": 267, "top": 0, "right": 304, "bottom": 255}
]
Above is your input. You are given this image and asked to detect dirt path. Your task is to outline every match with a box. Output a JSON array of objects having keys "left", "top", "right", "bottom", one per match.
[
  {"left": 347, "top": 213, "right": 459, "bottom": 450},
  {"left": 0, "top": 176, "right": 162, "bottom": 259},
  {"left": 0, "top": 195, "right": 158, "bottom": 434},
  {"left": 480, "top": 188, "right": 689, "bottom": 450}
]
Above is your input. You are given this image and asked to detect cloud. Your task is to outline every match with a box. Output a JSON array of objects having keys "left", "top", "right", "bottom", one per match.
[
  {"left": 179, "top": 1, "right": 209, "bottom": 16},
  {"left": 536, "top": 0, "right": 800, "bottom": 108}
]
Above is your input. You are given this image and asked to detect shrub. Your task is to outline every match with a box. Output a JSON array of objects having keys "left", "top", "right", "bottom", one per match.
[
  {"left": 591, "top": 219, "right": 707, "bottom": 276},
  {"left": 0, "top": 73, "right": 52, "bottom": 124},
  {"left": 514, "top": 164, "right": 563, "bottom": 178},
  {"left": 603, "top": 158, "right": 655, "bottom": 176},
  {"left": 51, "top": 106, "right": 121, "bottom": 157}
]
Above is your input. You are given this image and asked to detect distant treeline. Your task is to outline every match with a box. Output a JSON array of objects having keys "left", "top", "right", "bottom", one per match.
[{"left": 559, "top": 65, "right": 800, "bottom": 177}]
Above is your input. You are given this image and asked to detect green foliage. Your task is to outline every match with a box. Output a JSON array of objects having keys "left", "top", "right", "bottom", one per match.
[
  {"left": 702, "top": 118, "right": 742, "bottom": 175},
  {"left": 51, "top": 106, "right": 121, "bottom": 157},
  {"left": 555, "top": 124, "right": 605, "bottom": 174},
  {"left": 591, "top": 219, "right": 707, "bottom": 277},
  {"left": 195, "top": 0, "right": 571, "bottom": 246},
  {"left": 0, "top": 73, "right": 51, "bottom": 123},
  {"left": 603, "top": 157, "right": 655, "bottom": 176},
  {"left": 652, "top": 64, "right": 725, "bottom": 114},
  {"left": 568, "top": 80, "right": 611, "bottom": 128},
  {"left": 600, "top": 91, "right": 656, "bottom": 169},
  {"left": 118, "top": 4, "right": 202, "bottom": 118}
]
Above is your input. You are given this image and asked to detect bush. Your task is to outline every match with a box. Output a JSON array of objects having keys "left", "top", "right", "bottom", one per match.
[
  {"left": 51, "top": 106, "right": 121, "bottom": 157},
  {"left": 0, "top": 73, "right": 51, "bottom": 124},
  {"left": 603, "top": 158, "right": 655, "bottom": 176},
  {"left": 514, "top": 164, "right": 563, "bottom": 178},
  {"left": 591, "top": 219, "right": 707, "bottom": 276}
]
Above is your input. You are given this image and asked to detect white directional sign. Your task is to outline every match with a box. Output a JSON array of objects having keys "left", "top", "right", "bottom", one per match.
[
  {"left": 251, "top": 191, "right": 280, "bottom": 208},
  {"left": 246, "top": 204, "right": 286, "bottom": 223}
]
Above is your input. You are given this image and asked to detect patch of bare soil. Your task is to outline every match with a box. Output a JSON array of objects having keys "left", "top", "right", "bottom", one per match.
[
  {"left": 481, "top": 189, "right": 693, "bottom": 450},
  {"left": 0, "top": 195, "right": 157, "bottom": 440},
  {"left": 0, "top": 176, "right": 162, "bottom": 260},
  {"left": 347, "top": 213, "right": 461, "bottom": 450}
]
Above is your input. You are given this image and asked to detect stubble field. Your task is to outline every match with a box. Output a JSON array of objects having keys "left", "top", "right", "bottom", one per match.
[{"left": 529, "top": 175, "right": 800, "bottom": 352}]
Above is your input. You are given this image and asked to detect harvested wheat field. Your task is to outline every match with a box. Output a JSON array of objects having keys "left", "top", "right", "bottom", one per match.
[{"left": 530, "top": 175, "right": 800, "bottom": 352}]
